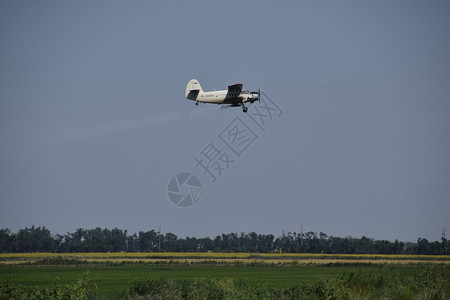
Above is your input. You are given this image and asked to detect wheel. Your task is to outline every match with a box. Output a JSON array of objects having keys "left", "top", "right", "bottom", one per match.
[
  {"left": 242, "top": 106, "right": 248, "bottom": 113},
  {"left": 195, "top": 102, "right": 199, "bottom": 106}
]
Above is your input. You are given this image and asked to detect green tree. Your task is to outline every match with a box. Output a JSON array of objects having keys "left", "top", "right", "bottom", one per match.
[
  {"left": 0, "top": 229, "right": 12, "bottom": 252},
  {"left": 417, "top": 238, "right": 430, "bottom": 255},
  {"left": 12, "top": 226, "right": 56, "bottom": 252}
]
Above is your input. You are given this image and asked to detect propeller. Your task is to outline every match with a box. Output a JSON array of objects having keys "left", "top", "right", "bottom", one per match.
[{"left": 249, "top": 89, "right": 261, "bottom": 103}]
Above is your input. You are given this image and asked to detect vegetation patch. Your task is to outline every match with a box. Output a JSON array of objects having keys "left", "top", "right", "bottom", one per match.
[
  {"left": 1, "top": 266, "right": 448, "bottom": 299},
  {"left": 1, "top": 263, "right": 448, "bottom": 298},
  {"left": 1, "top": 226, "right": 449, "bottom": 255}
]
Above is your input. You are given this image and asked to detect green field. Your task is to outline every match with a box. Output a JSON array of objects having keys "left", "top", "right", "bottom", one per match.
[
  {"left": 1, "top": 263, "right": 449, "bottom": 299},
  {"left": 0, "top": 264, "right": 374, "bottom": 294},
  {"left": 1, "top": 253, "right": 449, "bottom": 299}
]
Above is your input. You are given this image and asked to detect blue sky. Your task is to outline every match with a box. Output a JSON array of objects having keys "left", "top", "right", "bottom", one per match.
[{"left": 1, "top": 1, "right": 449, "bottom": 242}]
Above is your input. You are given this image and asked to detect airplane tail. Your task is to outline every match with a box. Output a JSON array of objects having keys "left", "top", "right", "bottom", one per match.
[{"left": 185, "top": 79, "right": 203, "bottom": 100}]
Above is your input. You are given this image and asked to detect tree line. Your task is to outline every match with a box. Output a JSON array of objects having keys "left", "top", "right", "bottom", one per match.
[{"left": 0, "top": 226, "right": 448, "bottom": 255}]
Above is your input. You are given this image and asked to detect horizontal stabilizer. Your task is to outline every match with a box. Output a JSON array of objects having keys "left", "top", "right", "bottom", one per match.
[{"left": 186, "top": 90, "right": 200, "bottom": 100}]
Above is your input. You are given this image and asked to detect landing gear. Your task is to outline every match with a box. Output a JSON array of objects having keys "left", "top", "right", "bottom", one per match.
[
  {"left": 195, "top": 102, "right": 199, "bottom": 106},
  {"left": 242, "top": 106, "right": 248, "bottom": 113}
]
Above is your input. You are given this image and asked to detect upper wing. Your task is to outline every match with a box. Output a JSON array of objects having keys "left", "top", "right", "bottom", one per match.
[
  {"left": 224, "top": 83, "right": 244, "bottom": 104},
  {"left": 227, "top": 83, "right": 243, "bottom": 94}
]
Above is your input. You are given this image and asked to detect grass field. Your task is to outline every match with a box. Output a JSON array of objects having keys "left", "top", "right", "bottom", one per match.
[
  {"left": 1, "top": 253, "right": 449, "bottom": 299},
  {"left": 0, "top": 264, "right": 383, "bottom": 295}
]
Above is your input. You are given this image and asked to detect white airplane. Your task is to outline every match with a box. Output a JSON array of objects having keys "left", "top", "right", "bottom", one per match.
[{"left": 185, "top": 79, "right": 260, "bottom": 113}]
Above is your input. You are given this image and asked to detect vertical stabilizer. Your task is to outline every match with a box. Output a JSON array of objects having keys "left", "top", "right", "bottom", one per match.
[{"left": 185, "top": 79, "right": 203, "bottom": 100}]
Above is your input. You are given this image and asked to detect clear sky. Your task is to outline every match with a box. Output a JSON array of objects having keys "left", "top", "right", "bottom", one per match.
[{"left": 1, "top": 1, "right": 449, "bottom": 242}]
